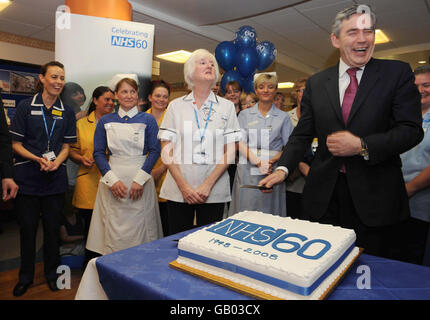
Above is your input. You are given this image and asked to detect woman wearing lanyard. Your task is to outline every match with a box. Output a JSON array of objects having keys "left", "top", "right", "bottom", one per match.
[
  {"left": 146, "top": 80, "right": 170, "bottom": 236},
  {"left": 69, "top": 86, "right": 114, "bottom": 264},
  {"left": 228, "top": 73, "right": 294, "bottom": 217},
  {"left": 86, "top": 78, "right": 163, "bottom": 255},
  {"left": 158, "top": 49, "right": 242, "bottom": 235},
  {"left": 9, "top": 61, "right": 77, "bottom": 296}
]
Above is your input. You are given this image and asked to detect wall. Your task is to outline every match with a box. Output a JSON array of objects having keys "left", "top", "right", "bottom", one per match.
[{"left": 0, "top": 32, "right": 54, "bottom": 66}]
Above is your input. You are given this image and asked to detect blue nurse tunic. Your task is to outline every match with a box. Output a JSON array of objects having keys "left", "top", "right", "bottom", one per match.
[
  {"left": 228, "top": 104, "right": 293, "bottom": 217},
  {"left": 9, "top": 93, "right": 77, "bottom": 195}
]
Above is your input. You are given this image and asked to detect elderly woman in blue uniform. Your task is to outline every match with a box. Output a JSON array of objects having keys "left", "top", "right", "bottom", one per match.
[
  {"left": 85, "top": 77, "right": 163, "bottom": 256},
  {"left": 9, "top": 61, "right": 77, "bottom": 296},
  {"left": 158, "top": 49, "right": 241, "bottom": 235},
  {"left": 228, "top": 73, "right": 294, "bottom": 217}
]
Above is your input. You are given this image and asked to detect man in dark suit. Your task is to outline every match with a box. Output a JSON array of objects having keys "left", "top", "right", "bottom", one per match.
[{"left": 260, "top": 5, "right": 423, "bottom": 259}]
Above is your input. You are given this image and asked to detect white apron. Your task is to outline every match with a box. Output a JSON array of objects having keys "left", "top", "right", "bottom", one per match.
[{"left": 86, "top": 121, "right": 163, "bottom": 255}]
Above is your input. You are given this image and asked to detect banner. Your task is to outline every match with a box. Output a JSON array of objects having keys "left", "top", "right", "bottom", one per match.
[
  {"left": 55, "top": 12, "right": 154, "bottom": 113},
  {"left": 55, "top": 12, "right": 154, "bottom": 186}
]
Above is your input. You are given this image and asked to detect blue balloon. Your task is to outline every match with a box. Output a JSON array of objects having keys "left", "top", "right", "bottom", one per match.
[
  {"left": 235, "top": 25, "right": 257, "bottom": 48},
  {"left": 220, "top": 70, "right": 242, "bottom": 93},
  {"left": 241, "top": 74, "right": 255, "bottom": 93},
  {"left": 215, "top": 41, "right": 237, "bottom": 71},
  {"left": 256, "top": 41, "right": 277, "bottom": 71},
  {"left": 235, "top": 47, "right": 257, "bottom": 78}
]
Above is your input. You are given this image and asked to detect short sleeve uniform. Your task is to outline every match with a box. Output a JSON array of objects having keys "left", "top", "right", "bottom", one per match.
[
  {"left": 401, "top": 110, "right": 430, "bottom": 222},
  {"left": 158, "top": 91, "right": 241, "bottom": 203},
  {"left": 9, "top": 93, "right": 76, "bottom": 195},
  {"left": 228, "top": 103, "right": 293, "bottom": 217}
]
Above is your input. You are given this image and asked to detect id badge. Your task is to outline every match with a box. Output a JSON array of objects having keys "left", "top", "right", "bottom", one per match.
[
  {"left": 193, "top": 152, "right": 209, "bottom": 165},
  {"left": 43, "top": 151, "right": 56, "bottom": 161}
]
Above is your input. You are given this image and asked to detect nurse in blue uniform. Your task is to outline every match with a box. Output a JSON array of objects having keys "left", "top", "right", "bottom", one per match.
[
  {"left": 9, "top": 61, "right": 77, "bottom": 296},
  {"left": 228, "top": 73, "right": 293, "bottom": 217},
  {"left": 86, "top": 78, "right": 163, "bottom": 255}
]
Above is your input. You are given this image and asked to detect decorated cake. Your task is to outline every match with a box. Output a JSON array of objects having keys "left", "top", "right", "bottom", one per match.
[{"left": 173, "top": 211, "right": 360, "bottom": 300}]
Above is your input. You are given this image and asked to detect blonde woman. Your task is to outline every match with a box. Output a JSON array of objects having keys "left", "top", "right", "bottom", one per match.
[{"left": 229, "top": 73, "right": 293, "bottom": 217}]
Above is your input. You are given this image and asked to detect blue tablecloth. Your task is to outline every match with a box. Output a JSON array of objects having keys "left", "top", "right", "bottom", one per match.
[{"left": 95, "top": 228, "right": 430, "bottom": 300}]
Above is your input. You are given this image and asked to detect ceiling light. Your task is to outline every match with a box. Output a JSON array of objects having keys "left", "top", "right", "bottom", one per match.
[
  {"left": 278, "top": 82, "right": 294, "bottom": 89},
  {"left": 375, "top": 29, "right": 389, "bottom": 44},
  {"left": 418, "top": 60, "right": 427, "bottom": 64},
  {"left": 0, "top": 0, "right": 12, "bottom": 12},
  {"left": 156, "top": 50, "right": 192, "bottom": 64}
]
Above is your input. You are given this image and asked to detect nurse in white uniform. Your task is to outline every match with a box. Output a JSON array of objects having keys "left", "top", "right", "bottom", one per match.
[
  {"left": 158, "top": 49, "right": 241, "bottom": 235},
  {"left": 86, "top": 78, "right": 163, "bottom": 255}
]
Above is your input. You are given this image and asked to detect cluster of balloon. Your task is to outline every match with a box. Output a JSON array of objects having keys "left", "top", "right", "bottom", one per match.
[{"left": 215, "top": 26, "right": 277, "bottom": 94}]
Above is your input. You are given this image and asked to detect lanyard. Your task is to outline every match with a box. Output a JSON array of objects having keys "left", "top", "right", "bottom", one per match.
[
  {"left": 41, "top": 106, "right": 56, "bottom": 151},
  {"left": 194, "top": 102, "right": 213, "bottom": 143}
]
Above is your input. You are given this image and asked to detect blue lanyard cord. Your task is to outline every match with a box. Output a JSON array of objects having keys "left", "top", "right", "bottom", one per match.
[
  {"left": 194, "top": 102, "right": 213, "bottom": 143},
  {"left": 41, "top": 107, "right": 56, "bottom": 151}
]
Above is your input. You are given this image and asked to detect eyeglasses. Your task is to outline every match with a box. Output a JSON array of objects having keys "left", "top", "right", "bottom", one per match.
[{"left": 295, "top": 88, "right": 305, "bottom": 93}]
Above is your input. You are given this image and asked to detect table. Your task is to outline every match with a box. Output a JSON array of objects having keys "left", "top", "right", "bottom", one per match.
[{"left": 75, "top": 228, "right": 430, "bottom": 300}]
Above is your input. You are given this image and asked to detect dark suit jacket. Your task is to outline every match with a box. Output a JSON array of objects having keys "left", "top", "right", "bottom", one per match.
[
  {"left": 279, "top": 58, "right": 423, "bottom": 227},
  {"left": 0, "top": 94, "right": 13, "bottom": 179}
]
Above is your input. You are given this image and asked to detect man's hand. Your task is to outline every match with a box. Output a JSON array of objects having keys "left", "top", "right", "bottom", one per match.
[
  {"left": 326, "top": 131, "right": 361, "bottom": 157},
  {"left": 258, "top": 169, "right": 287, "bottom": 193},
  {"left": 2, "top": 178, "right": 18, "bottom": 201}
]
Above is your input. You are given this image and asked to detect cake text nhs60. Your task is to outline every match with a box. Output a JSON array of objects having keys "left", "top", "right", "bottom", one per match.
[{"left": 207, "top": 219, "right": 332, "bottom": 260}]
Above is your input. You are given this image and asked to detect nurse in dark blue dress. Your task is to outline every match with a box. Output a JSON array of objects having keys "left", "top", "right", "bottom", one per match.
[{"left": 9, "top": 61, "right": 77, "bottom": 297}]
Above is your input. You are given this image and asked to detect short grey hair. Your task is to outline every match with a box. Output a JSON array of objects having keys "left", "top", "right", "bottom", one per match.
[
  {"left": 184, "top": 49, "right": 220, "bottom": 90},
  {"left": 414, "top": 65, "right": 430, "bottom": 76},
  {"left": 332, "top": 4, "right": 377, "bottom": 37}
]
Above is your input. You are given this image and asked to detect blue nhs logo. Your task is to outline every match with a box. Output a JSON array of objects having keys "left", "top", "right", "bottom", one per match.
[
  {"left": 111, "top": 36, "right": 147, "bottom": 49},
  {"left": 206, "top": 218, "right": 332, "bottom": 260},
  {"left": 207, "top": 219, "right": 285, "bottom": 246}
]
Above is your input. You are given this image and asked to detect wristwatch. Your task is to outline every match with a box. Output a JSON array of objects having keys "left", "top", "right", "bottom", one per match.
[{"left": 360, "top": 138, "right": 369, "bottom": 160}]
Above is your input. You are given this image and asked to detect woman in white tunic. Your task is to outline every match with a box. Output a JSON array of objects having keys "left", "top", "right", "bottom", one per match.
[
  {"left": 86, "top": 78, "right": 163, "bottom": 255},
  {"left": 158, "top": 49, "right": 241, "bottom": 235},
  {"left": 228, "top": 73, "right": 294, "bottom": 217}
]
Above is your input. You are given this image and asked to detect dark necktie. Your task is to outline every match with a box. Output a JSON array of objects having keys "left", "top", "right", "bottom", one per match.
[
  {"left": 340, "top": 67, "right": 359, "bottom": 173},
  {"left": 342, "top": 67, "right": 359, "bottom": 124}
]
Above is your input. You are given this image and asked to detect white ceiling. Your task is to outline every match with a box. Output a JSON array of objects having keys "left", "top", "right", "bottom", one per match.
[{"left": 1, "top": 0, "right": 430, "bottom": 88}]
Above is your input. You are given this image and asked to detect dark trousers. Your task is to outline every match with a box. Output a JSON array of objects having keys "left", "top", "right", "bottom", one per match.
[
  {"left": 286, "top": 190, "right": 302, "bottom": 219},
  {"left": 77, "top": 209, "right": 101, "bottom": 268},
  {"left": 166, "top": 201, "right": 225, "bottom": 235},
  {"left": 15, "top": 193, "right": 65, "bottom": 284},
  {"left": 321, "top": 173, "right": 405, "bottom": 260},
  {"left": 400, "top": 217, "right": 430, "bottom": 265},
  {"left": 158, "top": 202, "right": 170, "bottom": 237}
]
